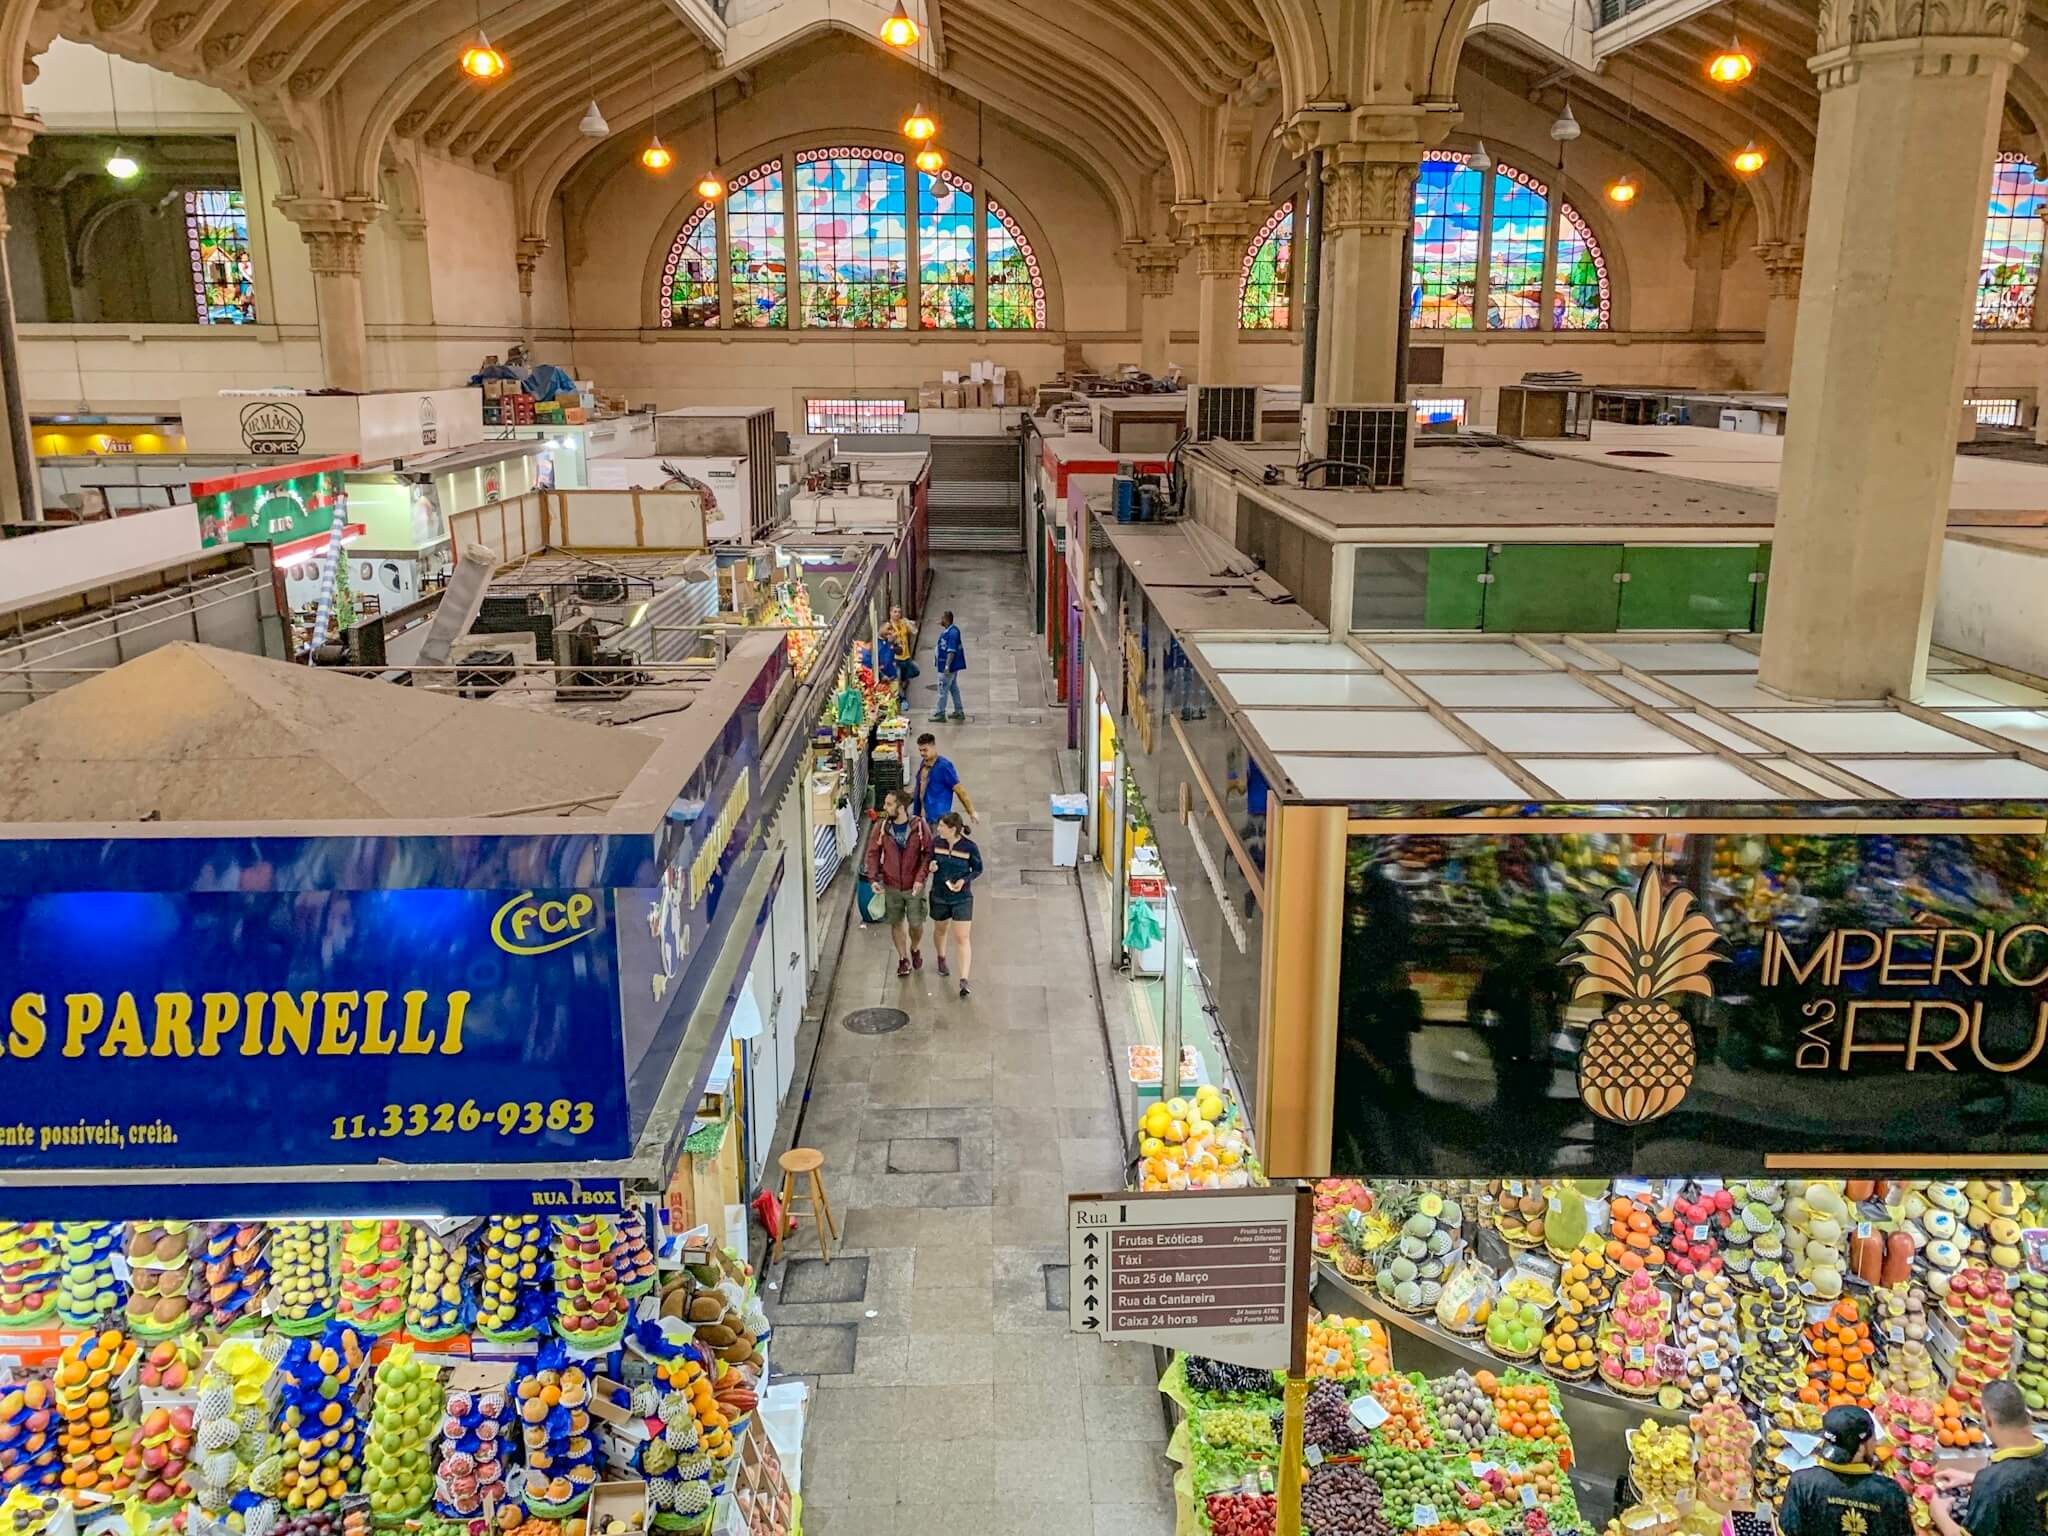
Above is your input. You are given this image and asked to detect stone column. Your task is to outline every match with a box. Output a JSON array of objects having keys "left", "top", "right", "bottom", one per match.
[
  {"left": 1316, "top": 142, "right": 1421, "bottom": 403},
  {"left": 1756, "top": 11, "right": 2025, "bottom": 703},
  {"left": 1124, "top": 240, "right": 1183, "bottom": 378},
  {"left": 1753, "top": 240, "right": 1803, "bottom": 394},
  {"left": 515, "top": 236, "right": 547, "bottom": 342},
  {"left": 1180, "top": 203, "right": 1258, "bottom": 388},
  {"left": 279, "top": 198, "right": 383, "bottom": 393},
  {"left": 0, "top": 114, "right": 42, "bottom": 522}
]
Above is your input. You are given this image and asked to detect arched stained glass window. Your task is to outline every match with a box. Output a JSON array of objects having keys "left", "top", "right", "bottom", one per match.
[
  {"left": 1240, "top": 201, "right": 1294, "bottom": 329},
  {"left": 186, "top": 190, "right": 254, "bottom": 325},
  {"left": 796, "top": 148, "right": 908, "bottom": 328},
  {"left": 1411, "top": 152, "right": 1482, "bottom": 329},
  {"left": 986, "top": 198, "right": 1044, "bottom": 328},
  {"left": 919, "top": 168, "right": 975, "bottom": 329},
  {"left": 1488, "top": 167, "right": 1548, "bottom": 330},
  {"left": 1553, "top": 202, "right": 1610, "bottom": 330},
  {"left": 1977, "top": 154, "right": 2045, "bottom": 329},
  {"left": 729, "top": 159, "right": 787, "bottom": 328},
  {"left": 659, "top": 202, "right": 719, "bottom": 328}
]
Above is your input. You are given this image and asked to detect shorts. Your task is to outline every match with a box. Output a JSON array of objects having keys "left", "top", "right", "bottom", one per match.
[
  {"left": 930, "top": 888, "right": 974, "bottom": 923},
  {"left": 882, "top": 888, "right": 929, "bottom": 926}
]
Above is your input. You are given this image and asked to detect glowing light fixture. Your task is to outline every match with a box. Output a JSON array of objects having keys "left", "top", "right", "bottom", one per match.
[
  {"left": 696, "top": 171, "right": 724, "bottom": 199},
  {"left": 1707, "top": 34, "right": 1755, "bottom": 84},
  {"left": 901, "top": 102, "right": 937, "bottom": 142},
  {"left": 879, "top": 1, "right": 920, "bottom": 48},
  {"left": 105, "top": 149, "right": 140, "bottom": 180},
  {"left": 914, "top": 144, "right": 945, "bottom": 173},
  {"left": 461, "top": 31, "right": 507, "bottom": 79},
  {"left": 1606, "top": 174, "right": 1638, "bottom": 205},
  {"left": 1731, "top": 139, "right": 1767, "bottom": 175},
  {"left": 641, "top": 135, "right": 674, "bottom": 172}
]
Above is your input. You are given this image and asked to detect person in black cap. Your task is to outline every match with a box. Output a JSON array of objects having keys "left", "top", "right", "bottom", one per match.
[
  {"left": 1931, "top": 1381, "right": 2048, "bottom": 1536},
  {"left": 1781, "top": 1406, "right": 1914, "bottom": 1536}
]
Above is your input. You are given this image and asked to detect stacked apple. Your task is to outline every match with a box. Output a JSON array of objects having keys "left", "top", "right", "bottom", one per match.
[
  {"left": 1598, "top": 1267, "right": 1673, "bottom": 1396},
  {"left": 550, "top": 1218, "right": 628, "bottom": 1349},
  {"left": 433, "top": 1375, "right": 509, "bottom": 1518},
  {"left": 474, "top": 1216, "right": 545, "bottom": 1341},
  {"left": 118, "top": 1405, "right": 195, "bottom": 1511},
  {"left": 201, "top": 1222, "right": 271, "bottom": 1332},
  {"left": 1668, "top": 1187, "right": 1732, "bottom": 1277},
  {"left": 124, "top": 1224, "right": 199, "bottom": 1339},
  {"left": 1313, "top": 1180, "right": 1373, "bottom": 1253},
  {"left": 0, "top": 1225, "right": 57, "bottom": 1327},
  {"left": 275, "top": 1326, "right": 370, "bottom": 1512},
  {"left": 1691, "top": 1400, "right": 1754, "bottom": 1506},
  {"left": 405, "top": 1230, "right": 467, "bottom": 1341},
  {"left": 53, "top": 1327, "right": 135, "bottom": 1498},
  {"left": 612, "top": 1208, "right": 657, "bottom": 1299},
  {"left": 338, "top": 1221, "right": 408, "bottom": 1336},
  {"left": 0, "top": 1382, "right": 61, "bottom": 1492},
  {"left": 55, "top": 1224, "right": 124, "bottom": 1327},
  {"left": 1944, "top": 1265, "right": 2015, "bottom": 1410},
  {"left": 271, "top": 1222, "right": 338, "bottom": 1334},
  {"left": 362, "top": 1344, "right": 437, "bottom": 1520}
]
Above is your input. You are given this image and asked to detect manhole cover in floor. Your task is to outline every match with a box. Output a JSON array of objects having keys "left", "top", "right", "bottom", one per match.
[
  {"left": 843, "top": 1007, "right": 911, "bottom": 1035},
  {"left": 1006, "top": 714, "right": 1044, "bottom": 727},
  {"left": 1014, "top": 825, "right": 1050, "bottom": 842},
  {"left": 1020, "top": 868, "right": 1068, "bottom": 887}
]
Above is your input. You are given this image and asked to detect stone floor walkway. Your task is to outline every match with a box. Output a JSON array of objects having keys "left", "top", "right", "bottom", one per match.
[{"left": 765, "top": 553, "right": 1175, "bottom": 1535}]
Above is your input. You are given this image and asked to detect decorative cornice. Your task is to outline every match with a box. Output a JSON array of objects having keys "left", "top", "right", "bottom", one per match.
[
  {"left": 1816, "top": 0, "right": 2023, "bottom": 51},
  {"left": 515, "top": 236, "right": 548, "bottom": 296},
  {"left": 1323, "top": 145, "right": 1419, "bottom": 238}
]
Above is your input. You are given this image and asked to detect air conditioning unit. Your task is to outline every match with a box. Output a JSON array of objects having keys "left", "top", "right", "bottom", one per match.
[
  {"left": 456, "top": 648, "right": 518, "bottom": 699},
  {"left": 1496, "top": 386, "right": 1596, "bottom": 441},
  {"left": 1302, "top": 403, "right": 1410, "bottom": 488},
  {"left": 1194, "top": 386, "right": 1259, "bottom": 443}
]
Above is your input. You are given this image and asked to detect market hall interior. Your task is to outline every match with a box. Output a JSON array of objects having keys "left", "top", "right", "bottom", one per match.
[{"left": 10, "top": 0, "right": 2048, "bottom": 1531}]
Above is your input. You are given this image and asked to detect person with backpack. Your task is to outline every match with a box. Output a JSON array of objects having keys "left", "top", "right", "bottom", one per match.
[
  {"left": 931, "top": 609, "right": 967, "bottom": 722},
  {"left": 929, "top": 811, "right": 983, "bottom": 998},
  {"left": 862, "top": 788, "right": 933, "bottom": 978}
]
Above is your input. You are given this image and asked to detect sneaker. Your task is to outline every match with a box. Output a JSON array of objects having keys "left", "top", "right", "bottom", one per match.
[
  {"left": 911, "top": 948, "right": 924, "bottom": 971},
  {"left": 896, "top": 958, "right": 911, "bottom": 978},
  {"left": 959, "top": 981, "right": 971, "bottom": 998},
  {"left": 929, "top": 716, "right": 946, "bottom": 724},
  {"left": 937, "top": 956, "right": 950, "bottom": 977},
  {"left": 950, "top": 712, "right": 966, "bottom": 722}
]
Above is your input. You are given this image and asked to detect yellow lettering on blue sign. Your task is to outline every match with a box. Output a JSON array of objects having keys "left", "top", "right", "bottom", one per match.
[
  {"left": 491, "top": 891, "right": 598, "bottom": 955},
  {"left": 16, "top": 989, "right": 474, "bottom": 1061},
  {"left": 689, "top": 770, "right": 754, "bottom": 908}
]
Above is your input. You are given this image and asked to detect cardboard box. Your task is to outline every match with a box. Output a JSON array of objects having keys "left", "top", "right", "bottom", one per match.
[
  {"left": 941, "top": 386, "right": 964, "bottom": 409},
  {"left": 974, "top": 381, "right": 993, "bottom": 407},
  {"left": 586, "top": 1481, "right": 649, "bottom": 1536},
  {"left": 587, "top": 1377, "right": 650, "bottom": 1443},
  {"left": 918, "top": 383, "right": 944, "bottom": 409}
]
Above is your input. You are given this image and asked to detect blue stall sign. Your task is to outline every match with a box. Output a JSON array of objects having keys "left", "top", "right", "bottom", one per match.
[
  {"left": 0, "top": 884, "right": 629, "bottom": 1170},
  {"left": 0, "top": 1177, "right": 628, "bottom": 1222}
]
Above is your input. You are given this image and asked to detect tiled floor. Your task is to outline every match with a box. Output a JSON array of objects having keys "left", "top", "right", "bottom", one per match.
[{"left": 767, "top": 554, "right": 1175, "bottom": 1535}]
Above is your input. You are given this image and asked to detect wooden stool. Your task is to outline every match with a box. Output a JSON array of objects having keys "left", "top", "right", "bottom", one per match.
[{"left": 773, "top": 1148, "right": 841, "bottom": 1264}]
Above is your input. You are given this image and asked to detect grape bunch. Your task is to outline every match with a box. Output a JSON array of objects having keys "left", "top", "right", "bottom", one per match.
[
  {"left": 1431, "top": 1369, "right": 1495, "bottom": 1447},
  {"left": 1200, "top": 1405, "right": 1276, "bottom": 1452},
  {"left": 1303, "top": 1463, "right": 1393, "bottom": 1536},
  {"left": 1286, "top": 1379, "right": 1367, "bottom": 1453},
  {"left": 1186, "top": 1355, "right": 1279, "bottom": 1396}
]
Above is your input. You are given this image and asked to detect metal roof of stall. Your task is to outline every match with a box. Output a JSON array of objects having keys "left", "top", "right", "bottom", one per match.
[{"left": 1186, "top": 631, "right": 2048, "bottom": 815}]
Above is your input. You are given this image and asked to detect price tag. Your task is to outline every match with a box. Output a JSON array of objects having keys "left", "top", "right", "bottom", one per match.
[
  {"left": 1693, "top": 1225, "right": 1711, "bottom": 1242},
  {"left": 1700, "top": 1349, "right": 1721, "bottom": 1372},
  {"left": 1506, "top": 1181, "right": 1525, "bottom": 1198},
  {"left": 1522, "top": 1487, "right": 1541, "bottom": 1509},
  {"left": 1414, "top": 1505, "right": 1439, "bottom": 1528},
  {"left": 1769, "top": 1327, "right": 1786, "bottom": 1343},
  {"left": 1887, "top": 1325, "right": 1905, "bottom": 1344},
  {"left": 1858, "top": 1221, "right": 1875, "bottom": 1239},
  {"left": 1697, "top": 1178, "right": 1725, "bottom": 1194},
  {"left": 1470, "top": 1462, "right": 1498, "bottom": 1478},
  {"left": 110, "top": 1255, "right": 131, "bottom": 1285},
  {"left": 1325, "top": 1349, "right": 1344, "bottom": 1368},
  {"left": 1628, "top": 1344, "right": 1647, "bottom": 1367},
  {"left": 1306, "top": 1445, "right": 1325, "bottom": 1468},
  {"left": 1351, "top": 1394, "right": 1390, "bottom": 1429}
]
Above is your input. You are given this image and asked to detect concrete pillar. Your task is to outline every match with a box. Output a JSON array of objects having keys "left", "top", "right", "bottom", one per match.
[
  {"left": 1124, "top": 240, "right": 1183, "bottom": 378},
  {"left": 1180, "top": 204, "right": 1257, "bottom": 388},
  {"left": 1315, "top": 143, "right": 1421, "bottom": 403},
  {"left": 516, "top": 236, "right": 547, "bottom": 343},
  {"left": 1756, "top": 15, "right": 2024, "bottom": 703},
  {"left": 0, "top": 114, "right": 42, "bottom": 522},
  {"left": 1754, "top": 240, "right": 1803, "bottom": 394},
  {"left": 280, "top": 198, "right": 383, "bottom": 392}
]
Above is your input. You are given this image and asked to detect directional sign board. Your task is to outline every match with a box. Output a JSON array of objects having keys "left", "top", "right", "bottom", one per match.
[{"left": 1067, "top": 1186, "right": 1309, "bottom": 1372}]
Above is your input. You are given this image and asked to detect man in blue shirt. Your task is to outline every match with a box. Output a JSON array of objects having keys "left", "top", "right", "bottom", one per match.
[
  {"left": 932, "top": 610, "right": 967, "bottom": 722},
  {"left": 914, "top": 732, "right": 976, "bottom": 824}
]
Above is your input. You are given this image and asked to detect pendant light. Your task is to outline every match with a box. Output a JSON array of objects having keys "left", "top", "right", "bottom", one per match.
[
  {"left": 1548, "top": 100, "right": 1580, "bottom": 143},
  {"left": 1731, "top": 139, "right": 1766, "bottom": 175},
  {"left": 1469, "top": 46, "right": 1494, "bottom": 175},
  {"left": 460, "top": 0, "right": 507, "bottom": 81},
  {"left": 104, "top": 55, "right": 140, "bottom": 179},
  {"left": 901, "top": 102, "right": 937, "bottom": 142},
  {"left": 878, "top": 0, "right": 919, "bottom": 48},
  {"left": 1470, "top": 140, "right": 1494, "bottom": 174},
  {"left": 914, "top": 145, "right": 944, "bottom": 174},
  {"left": 1606, "top": 174, "right": 1638, "bottom": 204},
  {"left": 641, "top": 47, "right": 671, "bottom": 172},
  {"left": 579, "top": 99, "right": 609, "bottom": 137},
  {"left": 695, "top": 86, "right": 724, "bottom": 199},
  {"left": 1707, "top": 8, "right": 1755, "bottom": 87}
]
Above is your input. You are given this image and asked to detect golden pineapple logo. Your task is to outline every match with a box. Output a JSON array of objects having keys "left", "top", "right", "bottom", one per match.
[{"left": 1564, "top": 868, "right": 1725, "bottom": 1125}]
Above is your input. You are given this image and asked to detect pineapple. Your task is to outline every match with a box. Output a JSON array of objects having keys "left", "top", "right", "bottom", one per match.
[{"left": 1564, "top": 867, "right": 1724, "bottom": 1125}]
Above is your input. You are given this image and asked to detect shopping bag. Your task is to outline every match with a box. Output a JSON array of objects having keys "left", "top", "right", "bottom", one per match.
[{"left": 856, "top": 875, "right": 886, "bottom": 924}]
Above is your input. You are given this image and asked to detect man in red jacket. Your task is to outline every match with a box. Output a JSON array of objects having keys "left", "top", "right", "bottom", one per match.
[{"left": 863, "top": 788, "right": 934, "bottom": 978}]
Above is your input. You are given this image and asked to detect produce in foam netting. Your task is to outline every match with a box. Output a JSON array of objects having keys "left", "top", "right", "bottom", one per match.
[
  {"left": 432, "top": 1372, "right": 509, "bottom": 1518},
  {"left": 269, "top": 1222, "right": 338, "bottom": 1335},
  {"left": 189, "top": 1337, "right": 279, "bottom": 1516},
  {"left": 55, "top": 1224, "right": 125, "bottom": 1328},
  {"left": 338, "top": 1220, "right": 408, "bottom": 1335},
  {"left": 512, "top": 1352, "right": 599, "bottom": 1513}
]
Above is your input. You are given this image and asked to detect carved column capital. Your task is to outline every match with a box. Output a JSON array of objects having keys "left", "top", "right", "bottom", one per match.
[
  {"left": 1813, "top": 0, "right": 2025, "bottom": 89},
  {"left": 1174, "top": 201, "right": 1261, "bottom": 279},
  {"left": 515, "top": 235, "right": 548, "bottom": 296},
  {"left": 1755, "top": 239, "right": 1805, "bottom": 298},
  {"left": 1123, "top": 240, "right": 1184, "bottom": 298},
  {"left": 276, "top": 196, "right": 384, "bottom": 277},
  {"left": 1322, "top": 145, "right": 1420, "bottom": 238}
]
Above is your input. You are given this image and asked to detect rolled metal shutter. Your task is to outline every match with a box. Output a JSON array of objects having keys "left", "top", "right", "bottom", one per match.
[{"left": 927, "top": 437, "right": 1021, "bottom": 551}]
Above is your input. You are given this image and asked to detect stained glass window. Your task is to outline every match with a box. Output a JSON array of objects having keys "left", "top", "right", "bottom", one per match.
[
  {"left": 796, "top": 148, "right": 908, "bottom": 329},
  {"left": 1410, "top": 152, "right": 1481, "bottom": 329},
  {"left": 728, "top": 159, "right": 787, "bottom": 328},
  {"left": 1488, "top": 168, "right": 1548, "bottom": 330},
  {"left": 1977, "top": 154, "right": 2045, "bottom": 329},
  {"left": 987, "top": 198, "right": 1044, "bottom": 328},
  {"left": 659, "top": 203, "right": 719, "bottom": 328},
  {"left": 1553, "top": 202, "right": 1611, "bottom": 330},
  {"left": 919, "top": 169, "right": 975, "bottom": 329},
  {"left": 185, "top": 189, "right": 254, "bottom": 325},
  {"left": 1239, "top": 202, "right": 1294, "bottom": 330}
]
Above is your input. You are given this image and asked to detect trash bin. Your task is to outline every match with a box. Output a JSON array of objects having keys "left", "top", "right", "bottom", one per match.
[{"left": 1050, "top": 792, "right": 1088, "bottom": 867}]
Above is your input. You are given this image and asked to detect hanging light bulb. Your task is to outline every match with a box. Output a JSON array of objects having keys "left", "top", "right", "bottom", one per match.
[
  {"left": 578, "top": 99, "right": 609, "bottom": 137},
  {"left": 1549, "top": 101, "right": 1581, "bottom": 142},
  {"left": 879, "top": 1, "right": 920, "bottom": 48},
  {"left": 1707, "top": 33, "right": 1755, "bottom": 84},
  {"left": 1606, "top": 174, "right": 1638, "bottom": 205},
  {"left": 460, "top": 30, "right": 507, "bottom": 79},
  {"left": 914, "top": 144, "right": 945, "bottom": 174},
  {"left": 641, "top": 134, "right": 674, "bottom": 172},
  {"left": 1731, "top": 139, "right": 1767, "bottom": 175},
  {"left": 104, "top": 148, "right": 140, "bottom": 180},
  {"left": 901, "top": 102, "right": 938, "bottom": 142},
  {"left": 696, "top": 171, "right": 724, "bottom": 199},
  {"left": 1470, "top": 139, "right": 1494, "bottom": 174}
]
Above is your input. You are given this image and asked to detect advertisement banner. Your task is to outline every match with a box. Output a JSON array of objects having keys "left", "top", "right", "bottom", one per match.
[
  {"left": 0, "top": 884, "right": 629, "bottom": 1172},
  {"left": 1334, "top": 826, "right": 2048, "bottom": 1175}
]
